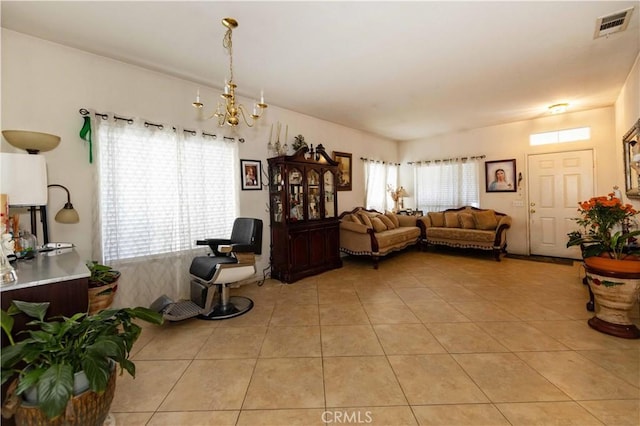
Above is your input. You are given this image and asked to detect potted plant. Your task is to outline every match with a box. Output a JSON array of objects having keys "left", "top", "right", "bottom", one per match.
[
  {"left": 1, "top": 300, "right": 163, "bottom": 424},
  {"left": 86, "top": 261, "right": 120, "bottom": 314},
  {"left": 567, "top": 193, "right": 640, "bottom": 338}
]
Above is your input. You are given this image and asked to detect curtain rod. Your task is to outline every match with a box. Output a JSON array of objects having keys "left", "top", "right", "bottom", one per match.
[
  {"left": 407, "top": 154, "right": 485, "bottom": 165},
  {"left": 78, "top": 108, "right": 244, "bottom": 143},
  {"left": 359, "top": 157, "right": 401, "bottom": 166}
]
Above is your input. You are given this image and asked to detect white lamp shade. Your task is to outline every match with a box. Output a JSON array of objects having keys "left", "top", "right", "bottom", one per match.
[
  {"left": 2, "top": 130, "right": 60, "bottom": 153},
  {"left": 0, "top": 153, "right": 48, "bottom": 206}
]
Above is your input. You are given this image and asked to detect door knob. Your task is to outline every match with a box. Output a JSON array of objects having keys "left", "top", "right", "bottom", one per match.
[
  {"left": 530, "top": 202, "right": 536, "bottom": 206},
  {"left": 530, "top": 209, "right": 536, "bottom": 213}
]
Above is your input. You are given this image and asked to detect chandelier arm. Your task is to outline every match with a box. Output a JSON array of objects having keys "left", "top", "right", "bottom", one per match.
[{"left": 237, "top": 105, "right": 256, "bottom": 127}]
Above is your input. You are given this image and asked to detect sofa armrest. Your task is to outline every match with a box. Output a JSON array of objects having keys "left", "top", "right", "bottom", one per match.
[
  {"left": 417, "top": 216, "right": 432, "bottom": 228},
  {"left": 340, "top": 220, "right": 377, "bottom": 254},
  {"left": 494, "top": 215, "right": 512, "bottom": 247}
]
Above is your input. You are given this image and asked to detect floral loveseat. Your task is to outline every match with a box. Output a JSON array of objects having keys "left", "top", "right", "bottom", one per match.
[
  {"left": 418, "top": 206, "right": 512, "bottom": 261},
  {"left": 339, "top": 208, "right": 421, "bottom": 268}
]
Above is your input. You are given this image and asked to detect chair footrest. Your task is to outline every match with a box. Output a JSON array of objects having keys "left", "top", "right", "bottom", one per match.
[{"left": 163, "top": 300, "right": 205, "bottom": 321}]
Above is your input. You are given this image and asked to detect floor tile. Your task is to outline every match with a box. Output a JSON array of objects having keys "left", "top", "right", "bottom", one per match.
[
  {"left": 321, "top": 324, "right": 384, "bottom": 356},
  {"left": 453, "top": 353, "right": 570, "bottom": 402},
  {"left": 373, "top": 323, "right": 446, "bottom": 354},
  {"left": 158, "top": 359, "right": 256, "bottom": 411},
  {"left": 110, "top": 412, "right": 153, "bottom": 425},
  {"left": 426, "top": 322, "right": 509, "bottom": 353},
  {"left": 516, "top": 351, "right": 640, "bottom": 400},
  {"left": 133, "top": 321, "right": 214, "bottom": 360},
  {"left": 324, "top": 356, "right": 406, "bottom": 407},
  {"left": 578, "top": 399, "right": 640, "bottom": 426},
  {"left": 324, "top": 406, "right": 418, "bottom": 425},
  {"left": 406, "top": 300, "right": 470, "bottom": 323},
  {"left": 362, "top": 302, "right": 421, "bottom": 324},
  {"left": 147, "top": 410, "right": 239, "bottom": 425},
  {"left": 477, "top": 321, "right": 569, "bottom": 351},
  {"left": 388, "top": 354, "right": 488, "bottom": 405},
  {"left": 196, "top": 326, "right": 266, "bottom": 359},
  {"left": 496, "top": 401, "right": 604, "bottom": 425},
  {"left": 319, "top": 303, "right": 371, "bottom": 325},
  {"left": 260, "top": 325, "right": 321, "bottom": 357},
  {"left": 412, "top": 404, "right": 510, "bottom": 425},
  {"left": 450, "top": 301, "right": 520, "bottom": 322},
  {"left": 236, "top": 408, "right": 326, "bottom": 425},
  {"left": 110, "top": 360, "right": 190, "bottom": 412},
  {"left": 577, "top": 349, "right": 640, "bottom": 387},
  {"left": 243, "top": 358, "right": 324, "bottom": 409},
  {"left": 270, "top": 303, "right": 319, "bottom": 326}
]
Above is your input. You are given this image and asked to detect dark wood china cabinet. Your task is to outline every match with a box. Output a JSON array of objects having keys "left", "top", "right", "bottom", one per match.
[{"left": 268, "top": 145, "right": 342, "bottom": 283}]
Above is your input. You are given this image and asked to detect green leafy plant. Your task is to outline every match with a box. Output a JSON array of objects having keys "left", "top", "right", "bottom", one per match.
[
  {"left": 567, "top": 193, "right": 640, "bottom": 259},
  {"left": 1, "top": 300, "right": 163, "bottom": 419},
  {"left": 86, "top": 261, "right": 120, "bottom": 288}
]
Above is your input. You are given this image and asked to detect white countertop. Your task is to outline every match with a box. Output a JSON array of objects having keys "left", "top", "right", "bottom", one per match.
[{"left": 0, "top": 248, "right": 90, "bottom": 292}]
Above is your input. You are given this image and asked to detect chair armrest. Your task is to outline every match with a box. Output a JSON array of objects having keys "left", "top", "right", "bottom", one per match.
[{"left": 230, "top": 243, "right": 256, "bottom": 253}]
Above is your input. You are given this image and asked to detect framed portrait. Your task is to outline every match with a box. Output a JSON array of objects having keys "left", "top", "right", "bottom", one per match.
[
  {"left": 240, "top": 159, "right": 262, "bottom": 191},
  {"left": 485, "top": 159, "right": 517, "bottom": 192},
  {"left": 333, "top": 151, "right": 352, "bottom": 191}
]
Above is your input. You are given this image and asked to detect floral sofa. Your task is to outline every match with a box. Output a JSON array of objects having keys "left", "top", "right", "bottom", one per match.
[
  {"left": 418, "top": 206, "right": 512, "bottom": 261},
  {"left": 339, "top": 208, "right": 421, "bottom": 268}
]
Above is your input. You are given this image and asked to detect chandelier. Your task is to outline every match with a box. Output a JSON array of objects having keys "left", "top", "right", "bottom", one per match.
[{"left": 193, "top": 18, "right": 267, "bottom": 127}]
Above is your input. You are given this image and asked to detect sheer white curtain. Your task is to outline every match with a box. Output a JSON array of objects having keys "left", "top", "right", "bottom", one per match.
[
  {"left": 364, "top": 160, "right": 398, "bottom": 211},
  {"left": 414, "top": 158, "right": 480, "bottom": 212},
  {"left": 92, "top": 114, "right": 238, "bottom": 307}
]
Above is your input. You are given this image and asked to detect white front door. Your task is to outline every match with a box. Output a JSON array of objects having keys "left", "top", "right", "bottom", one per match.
[{"left": 528, "top": 150, "right": 594, "bottom": 259}]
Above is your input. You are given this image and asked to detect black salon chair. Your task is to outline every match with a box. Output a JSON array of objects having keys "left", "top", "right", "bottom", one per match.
[{"left": 151, "top": 218, "right": 263, "bottom": 321}]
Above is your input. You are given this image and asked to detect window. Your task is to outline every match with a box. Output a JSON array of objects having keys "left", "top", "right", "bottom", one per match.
[
  {"left": 530, "top": 127, "right": 590, "bottom": 146},
  {"left": 95, "top": 119, "right": 237, "bottom": 262},
  {"left": 414, "top": 159, "right": 480, "bottom": 212},
  {"left": 364, "top": 160, "right": 398, "bottom": 211}
]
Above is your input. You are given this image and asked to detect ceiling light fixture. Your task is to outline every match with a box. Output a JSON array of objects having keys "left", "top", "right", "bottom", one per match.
[
  {"left": 548, "top": 103, "right": 569, "bottom": 114},
  {"left": 193, "top": 18, "right": 267, "bottom": 127}
]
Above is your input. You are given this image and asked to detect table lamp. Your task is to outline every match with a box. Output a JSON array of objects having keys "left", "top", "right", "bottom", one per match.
[{"left": 2, "top": 130, "right": 60, "bottom": 154}]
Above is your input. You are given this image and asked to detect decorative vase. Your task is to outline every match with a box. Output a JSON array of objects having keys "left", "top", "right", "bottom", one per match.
[{"left": 584, "top": 256, "right": 640, "bottom": 339}]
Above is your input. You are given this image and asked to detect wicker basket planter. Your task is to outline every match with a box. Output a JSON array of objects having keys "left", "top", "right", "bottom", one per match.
[
  {"left": 87, "top": 279, "right": 118, "bottom": 315},
  {"left": 8, "top": 370, "right": 116, "bottom": 426}
]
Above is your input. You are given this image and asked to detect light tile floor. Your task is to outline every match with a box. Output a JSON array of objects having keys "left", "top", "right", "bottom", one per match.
[{"left": 110, "top": 250, "right": 640, "bottom": 425}]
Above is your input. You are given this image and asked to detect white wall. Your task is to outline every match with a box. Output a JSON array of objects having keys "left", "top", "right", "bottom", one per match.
[
  {"left": 615, "top": 52, "right": 640, "bottom": 208},
  {"left": 398, "top": 106, "right": 617, "bottom": 255},
  {"left": 1, "top": 29, "right": 396, "bottom": 270}
]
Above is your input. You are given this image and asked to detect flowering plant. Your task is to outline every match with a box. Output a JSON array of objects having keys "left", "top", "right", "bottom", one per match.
[{"left": 567, "top": 193, "right": 640, "bottom": 260}]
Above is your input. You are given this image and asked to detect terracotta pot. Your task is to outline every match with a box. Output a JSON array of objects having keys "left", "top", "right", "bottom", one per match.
[{"left": 583, "top": 257, "right": 640, "bottom": 339}]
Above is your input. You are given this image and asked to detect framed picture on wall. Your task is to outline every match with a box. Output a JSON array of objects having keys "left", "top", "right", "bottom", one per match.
[
  {"left": 485, "top": 159, "right": 516, "bottom": 192},
  {"left": 333, "top": 151, "right": 352, "bottom": 191},
  {"left": 241, "top": 159, "right": 262, "bottom": 190}
]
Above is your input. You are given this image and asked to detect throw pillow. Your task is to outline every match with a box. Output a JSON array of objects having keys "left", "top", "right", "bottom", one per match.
[
  {"left": 350, "top": 214, "right": 363, "bottom": 225},
  {"left": 459, "top": 213, "right": 475, "bottom": 229},
  {"left": 385, "top": 211, "right": 400, "bottom": 228},
  {"left": 428, "top": 212, "right": 445, "bottom": 227},
  {"left": 473, "top": 210, "right": 498, "bottom": 230},
  {"left": 371, "top": 217, "right": 387, "bottom": 232},
  {"left": 444, "top": 212, "right": 461, "bottom": 228},
  {"left": 358, "top": 212, "right": 373, "bottom": 228},
  {"left": 378, "top": 214, "right": 395, "bottom": 229}
]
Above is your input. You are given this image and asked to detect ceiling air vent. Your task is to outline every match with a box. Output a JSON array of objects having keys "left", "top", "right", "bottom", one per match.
[{"left": 594, "top": 7, "right": 634, "bottom": 39}]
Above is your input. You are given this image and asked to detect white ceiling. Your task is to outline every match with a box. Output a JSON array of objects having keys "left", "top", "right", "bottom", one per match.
[{"left": 2, "top": 1, "right": 639, "bottom": 142}]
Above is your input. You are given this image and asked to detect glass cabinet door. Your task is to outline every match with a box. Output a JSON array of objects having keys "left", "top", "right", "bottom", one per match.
[
  {"left": 288, "top": 167, "right": 304, "bottom": 221},
  {"left": 307, "top": 169, "right": 321, "bottom": 220},
  {"left": 270, "top": 165, "right": 284, "bottom": 223},
  {"left": 324, "top": 170, "right": 335, "bottom": 218}
]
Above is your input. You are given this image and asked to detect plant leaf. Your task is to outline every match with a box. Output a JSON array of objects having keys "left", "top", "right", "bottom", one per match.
[
  {"left": 82, "top": 357, "right": 111, "bottom": 392},
  {"left": 37, "top": 364, "right": 74, "bottom": 419},
  {"left": 0, "top": 309, "right": 15, "bottom": 345},
  {"left": 12, "top": 301, "right": 50, "bottom": 321}
]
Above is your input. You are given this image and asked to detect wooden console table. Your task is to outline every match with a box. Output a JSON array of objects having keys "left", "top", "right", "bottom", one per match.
[{"left": 1, "top": 248, "right": 90, "bottom": 426}]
